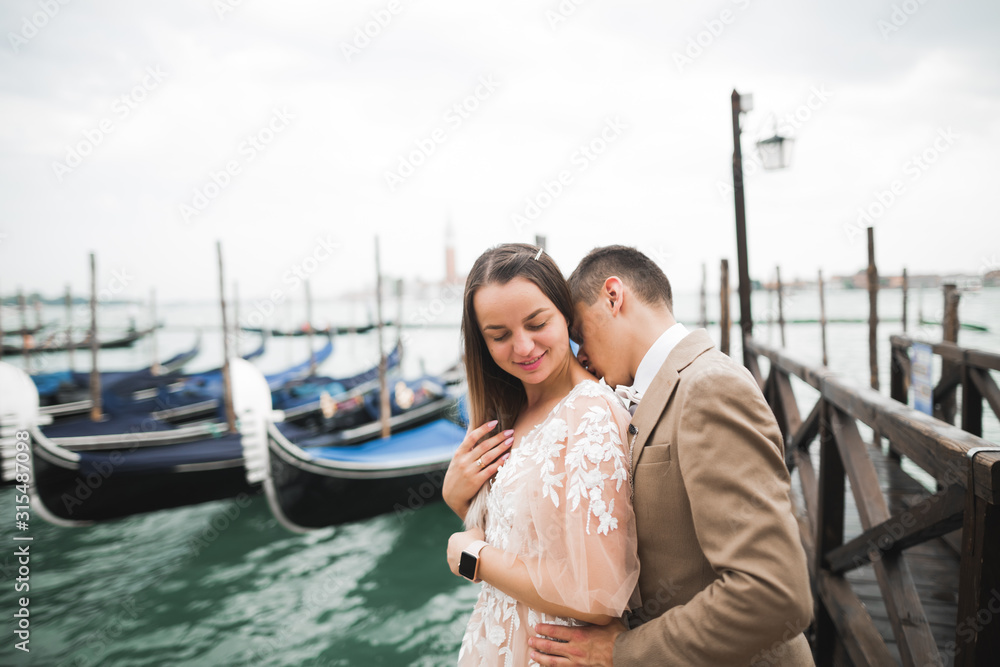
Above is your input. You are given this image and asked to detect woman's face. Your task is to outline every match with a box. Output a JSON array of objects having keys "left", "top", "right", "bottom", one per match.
[{"left": 473, "top": 277, "right": 570, "bottom": 385}]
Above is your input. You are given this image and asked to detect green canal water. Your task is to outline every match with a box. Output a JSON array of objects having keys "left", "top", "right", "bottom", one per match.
[{"left": 2, "top": 286, "right": 998, "bottom": 665}]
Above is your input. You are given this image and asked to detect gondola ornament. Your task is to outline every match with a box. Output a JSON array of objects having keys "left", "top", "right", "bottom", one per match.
[
  {"left": 231, "top": 357, "right": 283, "bottom": 486},
  {"left": 0, "top": 362, "right": 51, "bottom": 482}
]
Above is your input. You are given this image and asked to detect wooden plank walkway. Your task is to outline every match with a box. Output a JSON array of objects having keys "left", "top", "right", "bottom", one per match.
[{"left": 791, "top": 440, "right": 962, "bottom": 666}]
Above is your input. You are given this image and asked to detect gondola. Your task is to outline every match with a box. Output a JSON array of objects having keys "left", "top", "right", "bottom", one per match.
[
  {"left": 32, "top": 333, "right": 204, "bottom": 405},
  {"left": 0, "top": 344, "right": 405, "bottom": 520},
  {"left": 243, "top": 364, "right": 468, "bottom": 532},
  {"left": 0, "top": 359, "right": 271, "bottom": 525},
  {"left": 241, "top": 322, "right": 383, "bottom": 336},
  {"left": 100, "top": 335, "right": 332, "bottom": 420},
  {"left": 1, "top": 326, "right": 156, "bottom": 355}
]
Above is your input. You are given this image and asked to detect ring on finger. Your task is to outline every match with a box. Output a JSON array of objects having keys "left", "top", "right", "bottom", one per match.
[{"left": 476, "top": 457, "right": 485, "bottom": 468}]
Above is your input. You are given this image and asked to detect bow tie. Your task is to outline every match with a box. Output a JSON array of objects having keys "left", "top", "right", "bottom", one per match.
[{"left": 614, "top": 385, "right": 643, "bottom": 414}]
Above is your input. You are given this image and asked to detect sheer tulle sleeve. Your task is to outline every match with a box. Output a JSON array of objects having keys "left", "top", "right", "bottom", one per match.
[{"left": 502, "top": 384, "right": 640, "bottom": 618}]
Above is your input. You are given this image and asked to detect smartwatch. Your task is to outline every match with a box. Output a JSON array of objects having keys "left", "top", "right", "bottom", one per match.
[{"left": 458, "top": 540, "right": 489, "bottom": 582}]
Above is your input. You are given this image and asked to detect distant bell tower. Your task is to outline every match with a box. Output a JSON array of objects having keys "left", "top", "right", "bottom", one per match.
[{"left": 445, "top": 219, "right": 457, "bottom": 284}]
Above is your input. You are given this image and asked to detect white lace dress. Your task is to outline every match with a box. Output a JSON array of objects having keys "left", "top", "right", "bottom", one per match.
[{"left": 458, "top": 380, "right": 640, "bottom": 667}]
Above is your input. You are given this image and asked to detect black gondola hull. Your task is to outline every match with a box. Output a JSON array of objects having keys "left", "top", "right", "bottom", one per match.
[
  {"left": 267, "top": 447, "right": 447, "bottom": 528},
  {"left": 32, "top": 443, "right": 257, "bottom": 523}
]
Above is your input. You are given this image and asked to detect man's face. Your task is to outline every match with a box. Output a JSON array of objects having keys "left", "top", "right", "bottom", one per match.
[{"left": 571, "top": 298, "right": 633, "bottom": 388}]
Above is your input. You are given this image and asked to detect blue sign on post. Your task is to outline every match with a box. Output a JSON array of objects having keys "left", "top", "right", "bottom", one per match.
[{"left": 911, "top": 342, "right": 934, "bottom": 415}]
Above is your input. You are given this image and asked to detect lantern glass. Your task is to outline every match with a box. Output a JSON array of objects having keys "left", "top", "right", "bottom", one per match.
[{"left": 756, "top": 134, "right": 794, "bottom": 170}]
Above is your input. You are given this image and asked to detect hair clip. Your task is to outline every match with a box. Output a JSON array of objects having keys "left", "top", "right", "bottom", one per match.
[{"left": 534, "top": 247, "right": 544, "bottom": 260}]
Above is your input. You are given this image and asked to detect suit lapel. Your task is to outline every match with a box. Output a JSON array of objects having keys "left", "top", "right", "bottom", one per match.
[{"left": 629, "top": 329, "right": 717, "bottom": 475}]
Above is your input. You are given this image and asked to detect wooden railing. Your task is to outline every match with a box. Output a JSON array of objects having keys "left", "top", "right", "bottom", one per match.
[
  {"left": 889, "top": 335, "right": 1000, "bottom": 439},
  {"left": 744, "top": 336, "right": 1000, "bottom": 667}
]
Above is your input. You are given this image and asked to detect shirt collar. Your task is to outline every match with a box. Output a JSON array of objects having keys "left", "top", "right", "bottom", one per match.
[{"left": 630, "top": 322, "right": 690, "bottom": 396}]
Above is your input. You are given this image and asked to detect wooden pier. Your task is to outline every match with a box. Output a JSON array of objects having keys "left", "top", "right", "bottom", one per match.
[{"left": 743, "top": 334, "right": 1000, "bottom": 666}]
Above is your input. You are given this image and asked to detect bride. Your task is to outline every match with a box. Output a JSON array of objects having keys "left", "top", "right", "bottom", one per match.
[{"left": 443, "top": 243, "right": 639, "bottom": 666}]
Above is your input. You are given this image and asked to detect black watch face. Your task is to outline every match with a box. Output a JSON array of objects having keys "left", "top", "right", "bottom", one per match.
[{"left": 459, "top": 551, "right": 478, "bottom": 580}]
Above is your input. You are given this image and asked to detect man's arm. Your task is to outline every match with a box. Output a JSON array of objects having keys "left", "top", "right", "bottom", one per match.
[{"left": 613, "top": 364, "right": 813, "bottom": 665}]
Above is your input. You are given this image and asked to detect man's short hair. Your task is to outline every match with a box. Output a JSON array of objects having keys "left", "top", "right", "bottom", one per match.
[{"left": 568, "top": 245, "right": 673, "bottom": 310}]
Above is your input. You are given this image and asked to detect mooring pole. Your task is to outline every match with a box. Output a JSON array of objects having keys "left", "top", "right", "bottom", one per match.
[
  {"left": 65, "top": 285, "right": 74, "bottom": 371},
  {"left": 720, "top": 259, "right": 731, "bottom": 356},
  {"left": 375, "top": 237, "right": 391, "bottom": 439},
  {"left": 818, "top": 269, "right": 829, "bottom": 367},
  {"left": 867, "top": 227, "right": 879, "bottom": 391},
  {"left": 395, "top": 278, "right": 405, "bottom": 367},
  {"left": 89, "top": 253, "right": 103, "bottom": 421},
  {"left": 217, "top": 241, "right": 237, "bottom": 434},
  {"left": 18, "top": 289, "right": 30, "bottom": 373},
  {"left": 232, "top": 281, "right": 241, "bottom": 359},
  {"left": 776, "top": 266, "right": 786, "bottom": 348},
  {"left": 901, "top": 268, "right": 908, "bottom": 333},
  {"left": 731, "top": 90, "right": 753, "bottom": 367},
  {"left": 305, "top": 279, "right": 316, "bottom": 376},
  {"left": 939, "top": 283, "right": 960, "bottom": 425},
  {"left": 150, "top": 288, "right": 160, "bottom": 376}
]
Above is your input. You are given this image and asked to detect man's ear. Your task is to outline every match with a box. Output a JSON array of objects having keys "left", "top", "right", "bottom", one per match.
[{"left": 604, "top": 277, "right": 625, "bottom": 316}]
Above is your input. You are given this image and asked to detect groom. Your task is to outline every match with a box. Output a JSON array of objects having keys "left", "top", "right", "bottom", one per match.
[{"left": 530, "top": 245, "right": 814, "bottom": 666}]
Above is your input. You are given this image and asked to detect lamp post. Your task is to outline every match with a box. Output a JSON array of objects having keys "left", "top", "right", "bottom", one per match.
[{"left": 730, "top": 89, "right": 793, "bottom": 368}]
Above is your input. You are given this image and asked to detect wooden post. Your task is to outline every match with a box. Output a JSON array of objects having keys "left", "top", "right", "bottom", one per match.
[
  {"left": 232, "top": 282, "right": 240, "bottom": 359},
  {"left": 901, "top": 268, "right": 908, "bottom": 333},
  {"left": 776, "top": 266, "right": 786, "bottom": 348},
  {"left": 33, "top": 295, "right": 42, "bottom": 332},
  {"left": 89, "top": 253, "right": 102, "bottom": 421},
  {"left": 65, "top": 285, "right": 74, "bottom": 371},
  {"left": 814, "top": 400, "right": 845, "bottom": 665},
  {"left": 375, "top": 237, "right": 391, "bottom": 439},
  {"left": 720, "top": 259, "right": 731, "bottom": 356},
  {"left": 818, "top": 269, "right": 828, "bottom": 367},
  {"left": 395, "top": 278, "right": 405, "bottom": 367},
  {"left": 940, "top": 283, "right": 960, "bottom": 425},
  {"left": 18, "top": 288, "right": 30, "bottom": 373},
  {"left": 217, "top": 241, "right": 236, "bottom": 434},
  {"left": 150, "top": 288, "right": 160, "bottom": 376},
  {"left": 867, "top": 227, "right": 879, "bottom": 391},
  {"left": 954, "top": 459, "right": 1000, "bottom": 666},
  {"left": 699, "top": 263, "right": 708, "bottom": 329},
  {"left": 305, "top": 279, "right": 316, "bottom": 376},
  {"left": 731, "top": 90, "right": 754, "bottom": 368}
]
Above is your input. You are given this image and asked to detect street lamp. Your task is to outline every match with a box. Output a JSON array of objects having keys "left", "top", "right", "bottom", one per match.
[
  {"left": 756, "top": 130, "right": 795, "bottom": 171},
  {"left": 730, "top": 89, "right": 792, "bottom": 368}
]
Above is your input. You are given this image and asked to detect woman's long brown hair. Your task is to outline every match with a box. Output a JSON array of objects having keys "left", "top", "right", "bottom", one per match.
[{"left": 461, "top": 243, "right": 575, "bottom": 433}]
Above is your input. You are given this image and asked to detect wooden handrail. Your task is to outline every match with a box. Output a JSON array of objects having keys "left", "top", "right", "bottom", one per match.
[
  {"left": 745, "top": 337, "right": 1000, "bottom": 504},
  {"left": 890, "top": 334, "right": 1000, "bottom": 373}
]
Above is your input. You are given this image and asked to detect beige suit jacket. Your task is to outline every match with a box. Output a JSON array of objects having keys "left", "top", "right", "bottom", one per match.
[{"left": 614, "top": 330, "right": 815, "bottom": 666}]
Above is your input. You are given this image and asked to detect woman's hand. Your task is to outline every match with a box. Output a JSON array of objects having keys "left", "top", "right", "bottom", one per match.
[
  {"left": 447, "top": 527, "right": 486, "bottom": 577},
  {"left": 442, "top": 420, "right": 514, "bottom": 520}
]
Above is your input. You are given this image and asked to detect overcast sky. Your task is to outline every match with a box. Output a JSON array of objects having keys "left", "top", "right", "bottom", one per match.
[{"left": 1, "top": 0, "right": 998, "bottom": 303}]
